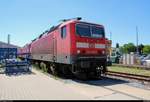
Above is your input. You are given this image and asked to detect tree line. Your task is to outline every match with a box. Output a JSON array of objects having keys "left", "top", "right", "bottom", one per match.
[{"left": 117, "top": 43, "right": 150, "bottom": 55}]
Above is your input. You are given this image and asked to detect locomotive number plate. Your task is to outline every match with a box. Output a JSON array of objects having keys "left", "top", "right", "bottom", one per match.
[{"left": 89, "top": 43, "right": 95, "bottom": 48}]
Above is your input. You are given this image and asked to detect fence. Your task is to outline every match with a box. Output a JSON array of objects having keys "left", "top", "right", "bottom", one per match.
[{"left": 122, "top": 53, "right": 139, "bottom": 65}]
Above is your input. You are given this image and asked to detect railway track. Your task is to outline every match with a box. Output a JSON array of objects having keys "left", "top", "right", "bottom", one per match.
[{"left": 106, "top": 71, "right": 150, "bottom": 82}]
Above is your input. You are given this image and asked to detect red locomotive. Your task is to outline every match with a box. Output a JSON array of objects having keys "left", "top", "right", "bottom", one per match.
[{"left": 19, "top": 18, "right": 107, "bottom": 79}]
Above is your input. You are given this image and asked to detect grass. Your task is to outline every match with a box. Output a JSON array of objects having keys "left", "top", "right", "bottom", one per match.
[
  {"left": 0, "top": 64, "right": 4, "bottom": 68},
  {"left": 107, "top": 66, "right": 150, "bottom": 77},
  {"left": 32, "top": 64, "right": 59, "bottom": 80}
]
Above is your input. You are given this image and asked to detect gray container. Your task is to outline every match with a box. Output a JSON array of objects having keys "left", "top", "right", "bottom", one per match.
[{"left": 0, "top": 48, "right": 17, "bottom": 61}]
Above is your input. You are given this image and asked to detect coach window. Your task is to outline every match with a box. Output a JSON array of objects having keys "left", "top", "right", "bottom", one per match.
[{"left": 61, "top": 26, "right": 67, "bottom": 39}]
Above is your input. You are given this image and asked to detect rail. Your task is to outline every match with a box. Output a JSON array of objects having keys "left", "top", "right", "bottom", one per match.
[{"left": 106, "top": 71, "right": 150, "bottom": 82}]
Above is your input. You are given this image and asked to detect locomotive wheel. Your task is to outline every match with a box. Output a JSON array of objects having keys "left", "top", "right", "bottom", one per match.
[
  {"left": 50, "top": 64, "right": 57, "bottom": 75},
  {"left": 76, "top": 73, "right": 89, "bottom": 80},
  {"left": 62, "top": 67, "right": 68, "bottom": 76},
  {"left": 46, "top": 63, "right": 52, "bottom": 74},
  {"left": 38, "top": 62, "right": 41, "bottom": 69},
  {"left": 62, "top": 66, "right": 73, "bottom": 78},
  {"left": 95, "top": 67, "right": 102, "bottom": 78},
  {"left": 102, "top": 65, "right": 107, "bottom": 75},
  {"left": 70, "top": 66, "right": 79, "bottom": 75},
  {"left": 70, "top": 66, "right": 88, "bottom": 80},
  {"left": 88, "top": 71, "right": 98, "bottom": 79}
]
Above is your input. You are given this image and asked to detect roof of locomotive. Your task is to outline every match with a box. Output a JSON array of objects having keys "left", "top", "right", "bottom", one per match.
[
  {"left": 30, "top": 19, "right": 104, "bottom": 44},
  {"left": 59, "top": 20, "right": 104, "bottom": 28}
]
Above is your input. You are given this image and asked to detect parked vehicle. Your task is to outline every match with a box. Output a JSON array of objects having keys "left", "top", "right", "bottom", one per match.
[
  {"left": 110, "top": 51, "right": 121, "bottom": 64},
  {"left": 141, "top": 54, "right": 150, "bottom": 66},
  {"left": 107, "top": 56, "right": 112, "bottom": 66}
]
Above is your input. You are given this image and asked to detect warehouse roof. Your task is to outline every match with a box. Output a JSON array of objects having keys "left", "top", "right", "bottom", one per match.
[{"left": 0, "top": 41, "right": 20, "bottom": 48}]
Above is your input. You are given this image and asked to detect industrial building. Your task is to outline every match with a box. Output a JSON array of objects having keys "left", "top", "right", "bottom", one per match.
[{"left": 0, "top": 41, "right": 20, "bottom": 62}]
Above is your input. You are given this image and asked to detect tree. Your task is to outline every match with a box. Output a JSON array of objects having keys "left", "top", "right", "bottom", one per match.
[
  {"left": 143, "top": 45, "right": 150, "bottom": 55},
  {"left": 119, "top": 46, "right": 124, "bottom": 54},
  {"left": 138, "top": 44, "right": 144, "bottom": 55},
  {"left": 120, "top": 43, "right": 136, "bottom": 54}
]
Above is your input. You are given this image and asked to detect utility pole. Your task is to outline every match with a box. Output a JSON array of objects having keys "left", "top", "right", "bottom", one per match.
[
  {"left": 110, "top": 32, "right": 112, "bottom": 40},
  {"left": 136, "top": 26, "right": 139, "bottom": 55},
  {"left": 7, "top": 34, "right": 10, "bottom": 59},
  {"left": 8, "top": 34, "right": 10, "bottom": 45}
]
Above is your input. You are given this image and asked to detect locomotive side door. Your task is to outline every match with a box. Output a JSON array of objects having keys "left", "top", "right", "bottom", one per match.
[
  {"left": 53, "top": 35, "right": 57, "bottom": 62},
  {"left": 59, "top": 25, "right": 71, "bottom": 64}
]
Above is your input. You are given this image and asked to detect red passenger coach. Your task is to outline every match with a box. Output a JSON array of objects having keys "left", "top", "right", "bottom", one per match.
[{"left": 20, "top": 18, "right": 107, "bottom": 79}]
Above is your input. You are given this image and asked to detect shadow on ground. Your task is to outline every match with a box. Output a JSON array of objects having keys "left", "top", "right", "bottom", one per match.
[
  {"left": 34, "top": 66, "right": 127, "bottom": 87},
  {"left": 54, "top": 73, "right": 129, "bottom": 87},
  {"left": 73, "top": 76, "right": 129, "bottom": 86}
]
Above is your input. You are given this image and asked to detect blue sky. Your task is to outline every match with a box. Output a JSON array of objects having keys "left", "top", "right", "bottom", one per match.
[{"left": 0, "top": 0, "right": 150, "bottom": 47}]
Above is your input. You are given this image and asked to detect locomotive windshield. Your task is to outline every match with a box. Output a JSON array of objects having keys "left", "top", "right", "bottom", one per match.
[
  {"left": 76, "top": 24, "right": 105, "bottom": 38},
  {"left": 76, "top": 24, "right": 91, "bottom": 37}
]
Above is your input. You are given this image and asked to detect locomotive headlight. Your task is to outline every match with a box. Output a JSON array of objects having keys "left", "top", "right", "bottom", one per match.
[
  {"left": 77, "top": 50, "right": 80, "bottom": 54},
  {"left": 102, "top": 50, "right": 105, "bottom": 54}
]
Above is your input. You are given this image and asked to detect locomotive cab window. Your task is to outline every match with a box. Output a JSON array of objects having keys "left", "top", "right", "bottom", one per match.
[
  {"left": 76, "top": 23, "right": 105, "bottom": 38},
  {"left": 61, "top": 26, "right": 67, "bottom": 38},
  {"left": 92, "top": 26, "right": 104, "bottom": 38},
  {"left": 76, "top": 24, "right": 91, "bottom": 37}
]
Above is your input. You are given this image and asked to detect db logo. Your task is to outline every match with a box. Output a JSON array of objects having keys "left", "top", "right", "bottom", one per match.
[{"left": 89, "top": 43, "right": 95, "bottom": 48}]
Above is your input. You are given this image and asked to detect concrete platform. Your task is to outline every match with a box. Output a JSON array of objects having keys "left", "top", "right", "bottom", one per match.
[
  {"left": 0, "top": 67, "right": 149, "bottom": 100},
  {"left": 0, "top": 69, "right": 89, "bottom": 100}
]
